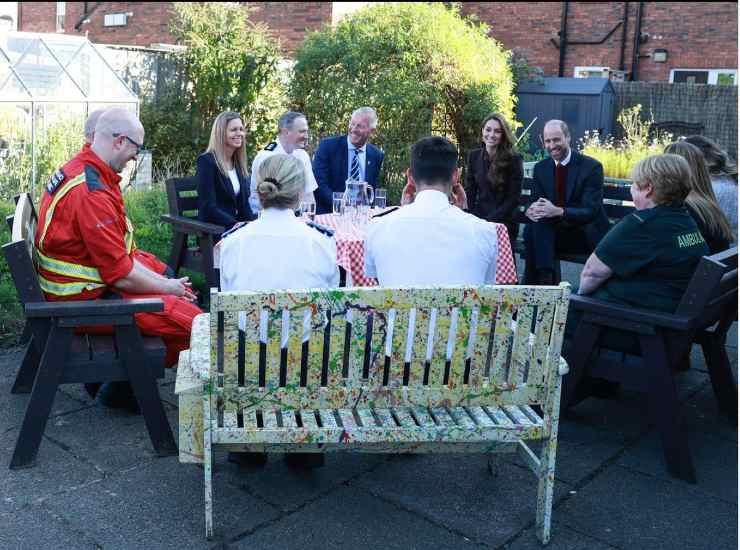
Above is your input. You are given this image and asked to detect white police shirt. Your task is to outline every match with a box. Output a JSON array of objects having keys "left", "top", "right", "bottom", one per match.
[
  {"left": 219, "top": 207, "right": 339, "bottom": 344},
  {"left": 364, "top": 189, "right": 498, "bottom": 286},
  {"left": 249, "top": 139, "right": 318, "bottom": 213}
]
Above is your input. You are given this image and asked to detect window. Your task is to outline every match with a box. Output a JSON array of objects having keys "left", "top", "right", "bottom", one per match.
[
  {"left": 104, "top": 13, "right": 128, "bottom": 27},
  {"left": 574, "top": 66, "right": 609, "bottom": 79},
  {"left": 670, "top": 69, "right": 737, "bottom": 86},
  {"left": 56, "top": 2, "right": 65, "bottom": 32}
]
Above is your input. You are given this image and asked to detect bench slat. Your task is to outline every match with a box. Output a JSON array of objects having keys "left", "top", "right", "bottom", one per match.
[
  {"left": 356, "top": 407, "right": 378, "bottom": 428},
  {"left": 469, "top": 306, "right": 491, "bottom": 386},
  {"left": 242, "top": 408, "right": 259, "bottom": 429},
  {"left": 328, "top": 309, "right": 347, "bottom": 388},
  {"left": 393, "top": 407, "right": 417, "bottom": 428},
  {"left": 307, "top": 310, "right": 326, "bottom": 388},
  {"left": 530, "top": 304, "right": 556, "bottom": 387},
  {"left": 318, "top": 409, "right": 338, "bottom": 428},
  {"left": 223, "top": 312, "right": 240, "bottom": 420},
  {"left": 410, "top": 406, "right": 436, "bottom": 427},
  {"left": 286, "top": 310, "right": 305, "bottom": 388},
  {"left": 429, "top": 308, "right": 451, "bottom": 386},
  {"left": 349, "top": 309, "right": 370, "bottom": 382},
  {"left": 448, "top": 407, "right": 476, "bottom": 429},
  {"left": 521, "top": 405, "right": 544, "bottom": 425},
  {"left": 389, "top": 309, "right": 409, "bottom": 388},
  {"left": 484, "top": 405, "right": 514, "bottom": 427},
  {"left": 504, "top": 405, "right": 533, "bottom": 426},
  {"left": 491, "top": 303, "right": 515, "bottom": 381},
  {"left": 373, "top": 408, "right": 396, "bottom": 428},
  {"left": 265, "top": 309, "right": 283, "bottom": 389},
  {"left": 510, "top": 305, "right": 535, "bottom": 386},
  {"left": 242, "top": 308, "right": 262, "bottom": 387},
  {"left": 262, "top": 409, "right": 279, "bottom": 429},
  {"left": 448, "top": 307, "right": 471, "bottom": 388},
  {"left": 299, "top": 409, "right": 318, "bottom": 430},
  {"left": 431, "top": 407, "right": 456, "bottom": 427},
  {"left": 466, "top": 406, "right": 496, "bottom": 427},
  {"left": 223, "top": 411, "right": 237, "bottom": 428},
  {"left": 409, "top": 308, "right": 431, "bottom": 386},
  {"left": 281, "top": 409, "right": 298, "bottom": 428},
  {"left": 338, "top": 408, "right": 358, "bottom": 428}
]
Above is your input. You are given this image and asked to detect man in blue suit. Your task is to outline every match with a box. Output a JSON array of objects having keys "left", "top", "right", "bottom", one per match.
[{"left": 313, "top": 107, "right": 385, "bottom": 214}]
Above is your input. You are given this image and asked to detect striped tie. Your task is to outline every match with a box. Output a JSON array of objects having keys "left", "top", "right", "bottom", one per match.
[{"left": 350, "top": 148, "right": 361, "bottom": 181}]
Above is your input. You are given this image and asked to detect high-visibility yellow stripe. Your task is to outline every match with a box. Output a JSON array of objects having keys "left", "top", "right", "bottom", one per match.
[
  {"left": 37, "top": 274, "right": 106, "bottom": 296},
  {"left": 38, "top": 174, "right": 86, "bottom": 251},
  {"left": 35, "top": 249, "right": 103, "bottom": 283}
]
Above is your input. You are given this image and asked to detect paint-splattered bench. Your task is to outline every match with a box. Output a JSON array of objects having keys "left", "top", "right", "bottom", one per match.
[{"left": 176, "top": 284, "right": 571, "bottom": 542}]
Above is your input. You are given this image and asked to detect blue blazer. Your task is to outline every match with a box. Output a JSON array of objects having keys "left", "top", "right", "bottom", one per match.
[
  {"left": 196, "top": 152, "right": 256, "bottom": 235},
  {"left": 313, "top": 135, "right": 385, "bottom": 214}
]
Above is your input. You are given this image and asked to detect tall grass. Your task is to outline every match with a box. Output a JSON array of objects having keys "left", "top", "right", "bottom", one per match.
[{"left": 580, "top": 105, "right": 675, "bottom": 180}]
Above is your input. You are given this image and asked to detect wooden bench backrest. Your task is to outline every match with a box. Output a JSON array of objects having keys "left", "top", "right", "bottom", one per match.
[
  {"left": 676, "top": 247, "right": 738, "bottom": 328},
  {"left": 519, "top": 177, "right": 634, "bottom": 223},
  {"left": 165, "top": 176, "right": 200, "bottom": 220},
  {"left": 3, "top": 193, "right": 45, "bottom": 306},
  {"left": 210, "top": 285, "right": 570, "bottom": 414}
]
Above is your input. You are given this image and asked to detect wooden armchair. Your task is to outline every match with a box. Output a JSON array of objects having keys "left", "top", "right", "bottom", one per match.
[{"left": 160, "top": 177, "right": 224, "bottom": 292}]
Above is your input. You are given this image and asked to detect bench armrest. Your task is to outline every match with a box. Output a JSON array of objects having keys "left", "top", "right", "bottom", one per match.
[
  {"left": 570, "top": 295, "right": 693, "bottom": 331},
  {"left": 25, "top": 298, "right": 164, "bottom": 318},
  {"left": 188, "top": 313, "right": 212, "bottom": 381},
  {"left": 160, "top": 214, "right": 224, "bottom": 236}
]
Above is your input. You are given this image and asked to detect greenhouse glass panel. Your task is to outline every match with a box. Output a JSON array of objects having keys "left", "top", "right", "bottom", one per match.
[
  {"left": 65, "top": 42, "right": 136, "bottom": 101},
  {"left": 10, "top": 36, "right": 85, "bottom": 100}
]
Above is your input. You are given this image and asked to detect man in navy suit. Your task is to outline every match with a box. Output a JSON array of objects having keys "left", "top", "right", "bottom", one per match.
[
  {"left": 523, "top": 120, "right": 610, "bottom": 284},
  {"left": 313, "top": 107, "right": 385, "bottom": 214}
]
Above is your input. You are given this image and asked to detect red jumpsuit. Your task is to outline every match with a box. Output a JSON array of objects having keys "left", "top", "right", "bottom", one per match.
[{"left": 35, "top": 146, "right": 201, "bottom": 366}]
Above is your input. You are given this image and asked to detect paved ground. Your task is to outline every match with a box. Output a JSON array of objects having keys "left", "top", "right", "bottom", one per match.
[{"left": 1, "top": 262, "right": 737, "bottom": 549}]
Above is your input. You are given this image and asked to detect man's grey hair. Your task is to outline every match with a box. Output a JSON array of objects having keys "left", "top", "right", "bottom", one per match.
[
  {"left": 84, "top": 109, "right": 108, "bottom": 142},
  {"left": 351, "top": 106, "right": 378, "bottom": 129},
  {"left": 544, "top": 119, "right": 570, "bottom": 139},
  {"left": 278, "top": 111, "right": 306, "bottom": 132}
]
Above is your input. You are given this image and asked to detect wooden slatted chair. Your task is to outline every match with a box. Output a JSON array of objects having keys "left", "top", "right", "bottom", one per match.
[
  {"left": 3, "top": 193, "right": 176, "bottom": 468},
  {"left": 178, "top": 284, "right": 571, "bottom": 543},
  {"left": 160, "top": 176, "right": 224, "bottom": 292}
]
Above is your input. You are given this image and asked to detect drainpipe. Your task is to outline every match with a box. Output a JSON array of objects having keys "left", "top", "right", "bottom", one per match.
[
  {"left": 558, "top": 1, "right": 569, "bottom": 77},
  {"left": 619, "top": 2, "right": 629, "bottom": 71},
  {"left": 630, "top": 1, "right": 644, "bottom": 81}
]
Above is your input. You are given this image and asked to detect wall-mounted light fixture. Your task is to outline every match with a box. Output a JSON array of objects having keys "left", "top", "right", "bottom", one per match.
[{"left": 652, "top": 48, "right": 668, "bottom": 63}]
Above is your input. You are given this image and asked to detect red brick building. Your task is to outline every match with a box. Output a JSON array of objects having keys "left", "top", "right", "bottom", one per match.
[{"left": 17, "top": 2, "right": 738, "bottom": 83}]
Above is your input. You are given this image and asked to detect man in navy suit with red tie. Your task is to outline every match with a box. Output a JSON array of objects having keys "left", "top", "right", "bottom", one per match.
[
  {"left": 313, "top": 107, "right": 385, "bottom": 214},
  {"left": 523, "top": 120, "right": 610, "bottom": 284}
]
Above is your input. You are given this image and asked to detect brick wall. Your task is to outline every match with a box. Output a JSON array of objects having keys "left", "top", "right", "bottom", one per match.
[
  {"left": 17, "top": 2, "right": 56, "bottom": 33},
  {"left": 461, "top": 2, "right": 737, "bottom": 81},
  {"left": 248, "top": 2, "right": 332, "bottom": 52}
]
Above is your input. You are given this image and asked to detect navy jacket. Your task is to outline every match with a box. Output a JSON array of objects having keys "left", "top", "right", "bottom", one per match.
[
  {"left": 196, "top": 152, "right": 256, "bottom": 234},
  {"left": 313, "top": 135, "right": 384, "bottom": 214},
  {"left": 529, "top": 151, "right": 610, "bottom": 248}
]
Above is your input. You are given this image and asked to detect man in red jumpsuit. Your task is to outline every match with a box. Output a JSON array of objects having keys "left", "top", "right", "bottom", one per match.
[{"left": 35, "top": 108, "right": 201, "bottom": 405}]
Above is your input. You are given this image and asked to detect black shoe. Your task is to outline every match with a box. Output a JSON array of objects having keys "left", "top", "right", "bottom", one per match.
[
  {"left": 284, "top": 453, "right": 325, "bottom": 469},
  {"left": 97, "top": 381, "right": 141, "bottom": 414},
  {"left": 84, "top": 382, "right": 102, "bottom": 400},
  {"left": 228, "top": 452, "right": 268, "bottom": 468}
]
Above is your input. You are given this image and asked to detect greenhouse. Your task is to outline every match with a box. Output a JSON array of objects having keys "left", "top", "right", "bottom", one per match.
[{"left": 0, "top": 31, "right": 139, "bottom": 201}]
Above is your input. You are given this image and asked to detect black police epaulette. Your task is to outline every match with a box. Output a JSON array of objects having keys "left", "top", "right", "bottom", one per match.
[
  {"left": 264, "top": 142, "right": 277, "bottom": 151},
  {"left": 372, "top": 206, "right": 400, "bottom": 218},
  {"left": 305, "top": 220, "right": 335, "bottom": 237},
  {"left": 84, "top": 165, "right": 105, "bottom": 192},
  {"left": 46, "top": 168, "right": 66, "bottom": 195}
]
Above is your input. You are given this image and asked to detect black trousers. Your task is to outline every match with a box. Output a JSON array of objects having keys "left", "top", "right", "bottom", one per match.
[{"left": 523, "top": 220, "right": 592, "bottom": 283}]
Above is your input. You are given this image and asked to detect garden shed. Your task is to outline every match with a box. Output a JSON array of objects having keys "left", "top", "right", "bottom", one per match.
[
  {"left": 0, "top": 31, "right": 139, "bottom": 201},
  {"left": 516, "top": 77, "right": 615, "bottom": 154}
]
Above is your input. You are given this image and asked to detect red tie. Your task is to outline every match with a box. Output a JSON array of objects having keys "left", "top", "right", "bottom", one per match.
[{"left": 555, "top": 162, "right": 567, "bottom": 207}]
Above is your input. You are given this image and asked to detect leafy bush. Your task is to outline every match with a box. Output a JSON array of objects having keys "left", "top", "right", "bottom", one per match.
[
  {"left": 142, "top": 3, "right": 287, "bottom": 176},
  {"left": 0, "top": 200, "right": 23, "bottom": 345},
  {"left": 580, "top": 105, "right": 674, "bottom": 180},
  {"left": 290, "top": 2, "right": 517, "bottom": 202}
]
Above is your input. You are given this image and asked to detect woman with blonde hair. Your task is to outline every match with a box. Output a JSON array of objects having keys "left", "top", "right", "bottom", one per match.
[
  {"left": 464, "top": 113, "right": 523, "bottom": 243},
  {"left": 665, "top": 141, "right": 733, "bottom": 253},
  {"left": 683, "top": 134, "right": 738, "bottom": 232},
  {"left": 196, "top": 111, "right": 256, "bottom": 238},
  {"left": 218, "top": 153, "right": 339, "bottom": 470}
]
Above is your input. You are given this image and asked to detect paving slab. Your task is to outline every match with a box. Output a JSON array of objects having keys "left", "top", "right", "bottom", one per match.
[
  {"left": 505, "top": 524, "right": 616, "bottom": 549},
  {"left": 684, "top": 385, "right": 738, "bottom": 442},
  {"left": 230, "top": 485, "right": 478, "bottom": 550},
  {"left": 353, "top": 453, "right": 571, "bottom": 547},
  {"left": 0, "top": 504, "right": 100, "bottom": 549},
  {"left": 556, "top": 465, "right": 738, "bottom": 550},
  {"left": 41, "top": 401, "right": 179, "bottom": 474},
  {"left": 0, "top": 428, "right": 102, "bottom": 514},
  {"left": 563, "top": 391, "right": 649, "bottom": 440},
  {"left": 43, "top": 457, "right": 278, "bottom": 549},
  {"left": 617, "top": 430, "right": 738, "bottom": 504},
  {"left": 222, "top": 452, "right": 386, "bottom": 512}
]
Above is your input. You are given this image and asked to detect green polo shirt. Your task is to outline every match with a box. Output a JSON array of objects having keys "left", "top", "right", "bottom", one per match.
[{"left": 591, "top": 204, "right": 710, "bottom": 313}]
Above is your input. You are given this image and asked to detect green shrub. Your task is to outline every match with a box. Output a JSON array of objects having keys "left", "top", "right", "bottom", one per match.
[
  {"left": 142, "top": 3, "right": 287, "bottom": 176},
  {"left": 580, "top": 105, "right": 674, "bottom": 180},
  {"left": 290, "top": 2, "right": 517, "bottom": 203},
  {"left": 0, "top": 200, "right": 24, "bottom": 345}
]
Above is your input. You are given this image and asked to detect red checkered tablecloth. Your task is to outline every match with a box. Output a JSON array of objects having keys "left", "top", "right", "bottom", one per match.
[{"left": 315, "top": 213, "right": 518, "bottom": 287}]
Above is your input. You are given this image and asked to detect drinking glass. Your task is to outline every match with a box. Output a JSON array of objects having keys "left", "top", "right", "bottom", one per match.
[
  {"left": 300, "top": 201, "right": 316, "bottom": 221},
  {"left": 374, "top": 188, "right": 387, "bottom": 209},
  {"left": 332, "top": 192, "right": 344, "bottom": 215}
]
